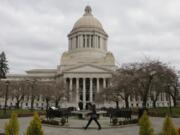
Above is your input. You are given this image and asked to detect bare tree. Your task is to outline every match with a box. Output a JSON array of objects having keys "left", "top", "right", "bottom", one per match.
[
  {"left": 26, "top": 79, "right": 39, "bottom": 110},
  {"left": 164, "top": 69, "right": 179, "bottom": 107},
  {"left": 96, "top": 86, "right": 121, "bottom": 109},
  {"left": 98, "top": 64, "right": 137, "bottom": 109},
  {"left": 0, "top": 81, "right": 5, "bottom": 98},
  {"left": 112, "top": 65, "right": 137, "bottom": 108},
  {"left": 100, "top": 59, "right": 179, "bottom": 109},
  {"left": 150, "top": 74, "right": 167, "bottom": 108},
  {"left": 51, "top": 80, "right": 68, "bottom": 108},
  {"left": 133, "top": 62, "right": 156, "bottom": 108},
  {"left": 9, "top": 80, "right": 28, "bottom": 108},
  {"left": 38, "top": 81, "right": 54, "bottom": 110}
]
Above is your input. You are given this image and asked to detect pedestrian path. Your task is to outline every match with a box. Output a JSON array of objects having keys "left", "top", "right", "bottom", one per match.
[{"left": 0, "top": 117, "right": 180, "bottom": 135}]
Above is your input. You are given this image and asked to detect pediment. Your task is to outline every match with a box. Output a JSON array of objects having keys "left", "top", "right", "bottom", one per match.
[{"left": 64, "top": 65, "right": 112, "bottom": 73}]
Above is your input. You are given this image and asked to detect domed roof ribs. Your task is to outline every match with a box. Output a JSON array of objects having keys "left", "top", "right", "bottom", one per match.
[{"left": 68, "top": 5, "right": 108, "bottom": 37}]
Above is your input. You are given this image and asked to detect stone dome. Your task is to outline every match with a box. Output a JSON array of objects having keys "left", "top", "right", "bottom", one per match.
[{"left": 70, "top": 6, "right": 107, "bottom": 35}]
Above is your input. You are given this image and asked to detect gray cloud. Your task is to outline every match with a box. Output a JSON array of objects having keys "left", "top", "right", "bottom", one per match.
[{"left": 0, "top": 0, "right": 180, "bottom": 74}]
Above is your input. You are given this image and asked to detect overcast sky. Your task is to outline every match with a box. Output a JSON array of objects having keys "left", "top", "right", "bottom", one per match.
[{"left": 0, "top": 0, "right": 180, "bottom": 74}]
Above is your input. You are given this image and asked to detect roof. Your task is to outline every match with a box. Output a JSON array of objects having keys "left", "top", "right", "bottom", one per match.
[{"left": 69, "top": 6, "right": 107, "bottom": 36}]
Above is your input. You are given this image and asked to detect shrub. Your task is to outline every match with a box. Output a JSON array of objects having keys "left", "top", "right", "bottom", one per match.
[
  {"left": 26, "top": 112, "right": 44, "bottom": 135},
  {"left": 118, "top": 119, "right": 138, "bottom": 125},
  {"left": 123, "top": 120, "right": 128, "bottom": 125},
  {"left": 130, "top": 119, "right": 138, "bottom": 124},
  {"left": 160, "top": 116, "right": 178, "bottom": 135},
  {"left": 60, "top": 118, "right": 66, "bottom": 126},
  {"left": 5, "top": 112, "right": 19, "bottom": 135},
  {"left": 112, "top": 118, "right": 118, "bottom": 125},
  {"left": 139, "top": 111, "right": 155, "bottom": 135},
  {"left": 177, "top": 128, "right": 180, "bottom": 135},
  {"left": 41, "top": 119, "right": 59, "bottom": 125},
  {"left": 119, "top": 121, "right": 123, "bottom": 125}
]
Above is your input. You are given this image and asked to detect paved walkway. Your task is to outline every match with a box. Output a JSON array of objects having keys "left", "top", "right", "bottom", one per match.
[{"left": 0, "top": 117, "right": 180, "bottom": 135}]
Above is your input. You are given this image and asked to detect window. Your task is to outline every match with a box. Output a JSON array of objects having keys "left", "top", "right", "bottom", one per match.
[{"left": 83, "top": 35, "right": 85, "bottom": 47}]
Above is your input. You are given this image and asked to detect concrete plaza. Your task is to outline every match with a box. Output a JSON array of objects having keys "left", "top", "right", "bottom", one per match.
[{"left": 0, "top": 117, "right": 180, "bottom": 135}]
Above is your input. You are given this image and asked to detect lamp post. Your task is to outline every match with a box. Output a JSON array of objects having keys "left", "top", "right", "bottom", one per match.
[
  {"left": 167, "top": 84, "right": 172, "bottom": 116},
  {"left": 4, "top": 80, "right": 9, "bottom": 114}
]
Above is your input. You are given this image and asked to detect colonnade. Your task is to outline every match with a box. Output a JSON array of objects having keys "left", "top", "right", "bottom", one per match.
[
  {"left": 64, "top": 77, "right": 109, "bottom": 108},
  {"left": 69, "top": 34, "right": 107, "bottom": 50}
]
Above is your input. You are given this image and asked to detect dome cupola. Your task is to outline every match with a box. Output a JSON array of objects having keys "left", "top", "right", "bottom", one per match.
[
  {"left": 70, "top": 6, "right": 107, "bottom": 35},
  {"left": 68, "top": 6, "right": 108, "bottom": 53}
]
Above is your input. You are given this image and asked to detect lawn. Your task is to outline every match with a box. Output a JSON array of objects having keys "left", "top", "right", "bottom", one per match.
[
  {"left": 148, "top": 107, "right": 180, "bottom": 117},
  {"left": 0, "top": 109, "right": 45, "bottom": 119}
]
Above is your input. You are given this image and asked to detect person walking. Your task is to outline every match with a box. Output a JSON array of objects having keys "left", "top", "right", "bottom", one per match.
[{"left": 84, "top": 104, "right": 101, "bottom": 130}]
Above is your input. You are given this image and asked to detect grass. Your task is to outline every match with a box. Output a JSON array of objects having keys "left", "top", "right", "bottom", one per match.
[
  {"left": 148, "top": 107, "right": 180, "bottom": 117},
  {"left": 0, "top": 109, "right": 45, "bottom": 119}
]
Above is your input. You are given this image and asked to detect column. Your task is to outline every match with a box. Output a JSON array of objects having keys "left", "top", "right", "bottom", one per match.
[
  {"left": 69, "top": 78, "right": 73, "bottom": 102},
  {"left": 77, "top": 36, "right": 80, "bottom": 48},
  {"left": 105, "top": 39, "right": 107, "bottom": 50},
  {"left": 97, "top": 78, "right": 100, "bottom": 93},
  {"left": 68, "top": 39, "right": 71, "bottom": 50},
  {"left": 95, "top": 36, "right": 98, "bottom": 48},
  {"left": 93, "top": 35, "right": 96, "bottom": 48},
  {"left": 83, "top": 78, "right": 86, "bottom": 109},
  {"left": 63, "top": 78, "right": 67, "bottom": 101},
  {"left": 76, "top": 78, "right": 79, "bottom": 103},
  {"left": 89, "top": 35, "right": 91, "bottom": 48},
  {"left": 103, "top": 78, "right": 106, "bottom": 88},
  {"left": 90, "top": 78, "right": 93, "bottom": 102},
  {"left": 79, "top": 35, "right": 83, "bottom": 48},
  {"left": 85, "top": 35, "right": 87, "bottom": 48},
  {"left": 71, "top": 38, "right": 74, "bottom": 49}
]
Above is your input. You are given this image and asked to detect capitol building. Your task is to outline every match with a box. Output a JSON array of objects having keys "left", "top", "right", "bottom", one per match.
[{"left": 2, "top": 6, "right": 171, "bottom": 109}]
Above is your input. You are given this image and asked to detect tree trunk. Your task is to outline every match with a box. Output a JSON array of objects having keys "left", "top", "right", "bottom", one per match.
[
  {"left": 142, "top": 97, "right": 147, "bottom": 108},
  {"left": 31, "top": 96, "right": 35, "bottom": 110},
  {"left": 15, "top": 101, "right": 20, "bottom": 109},
  {"left": 46, "top": 99, "right": 50, "bottom": 111},
  {"left": 125, "top": 96, "right": 129, "bottom": 108},
  {"left": 55, "top": 100, "right": 59, "bottom": 108},
  {"left": 115, "top": 101, "right": 119, "bottom": 109},
  {"left": 153, "top": 100, "right": 156, "bottom": 108},
  {"left": 172, "top": 96, "right": 177, "bottom": 107}
]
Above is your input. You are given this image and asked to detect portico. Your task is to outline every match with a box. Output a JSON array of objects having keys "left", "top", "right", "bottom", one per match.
[{"left": 63, "top": 65, "right": 112, "bottom": 109}]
